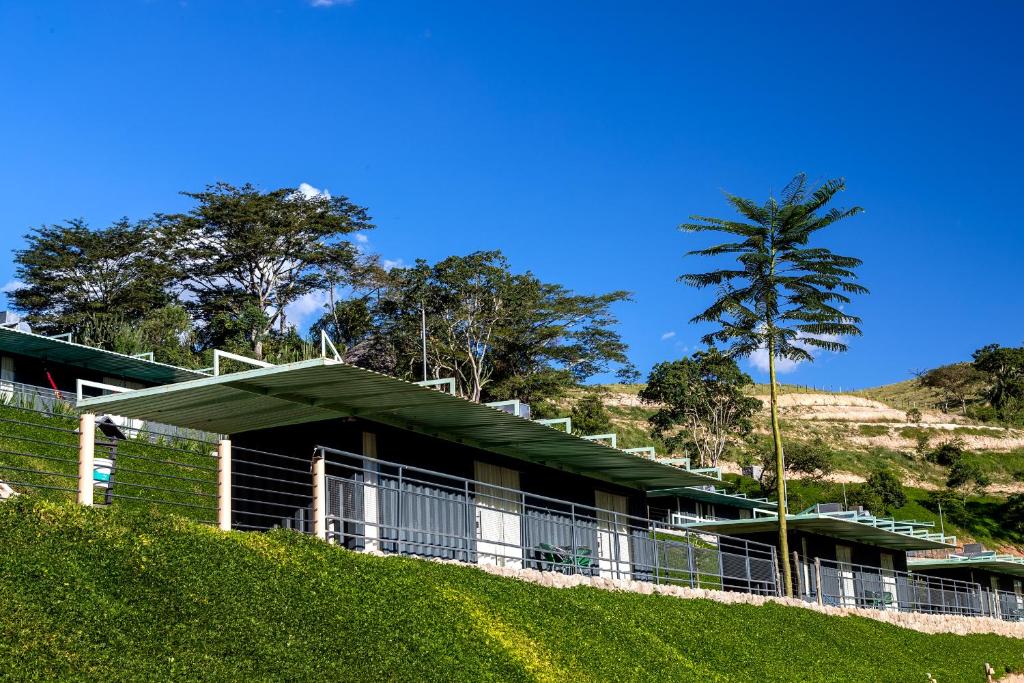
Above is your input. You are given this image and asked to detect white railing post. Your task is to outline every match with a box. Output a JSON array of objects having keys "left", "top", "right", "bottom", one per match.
[
  {"left": 217, "top": 439, "right": 232, "bottom": 531},
  {"left": 77, "top": 413, "right": 95, "bottom": 506},
  {"left": 312, "top": 453, "right": 326, "bottom": 541},
  {"left": 814, "top": 557, "right": 824, "bottom": 606}
]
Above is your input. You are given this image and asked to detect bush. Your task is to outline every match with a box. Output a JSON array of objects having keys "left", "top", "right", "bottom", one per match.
[
  {"left": 926, "top": 441, "right": 964, "bottom": 467},
  {"left": 857, "top": 424, "right": 889, "bottom": 437},
  {"left": 1002, "top": 494, "right": 1024, "bottom": 533},
  {"left": 926, "top": 489, "right": 970, "bottom": 526},
  {"left": 863, "top": 468, "right": 907, "bottom": 514},
  {"left": 947, "top": 457, "right": 990, "bottom": 493}
]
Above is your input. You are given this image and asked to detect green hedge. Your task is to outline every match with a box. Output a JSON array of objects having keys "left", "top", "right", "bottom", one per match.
[{"left": 1, "top": 497, "right": 1022, "bottom": 682}]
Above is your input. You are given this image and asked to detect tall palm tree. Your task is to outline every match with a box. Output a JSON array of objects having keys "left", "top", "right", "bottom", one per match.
[{"left": 680, "top": 173, "right": 866, "bottom": 597}]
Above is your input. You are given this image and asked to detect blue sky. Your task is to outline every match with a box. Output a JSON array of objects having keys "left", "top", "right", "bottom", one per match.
[{"left": 1, "top": 1, "right": 1022, "bottom": 389}]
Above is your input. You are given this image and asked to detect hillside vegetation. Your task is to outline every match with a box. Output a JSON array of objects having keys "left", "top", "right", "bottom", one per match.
[
  {"left": 587, "top": 381, "right": 1024, "bottom": 552},
  {"left": 1, "top": 497, "right": 1023, "bottom": 682}
]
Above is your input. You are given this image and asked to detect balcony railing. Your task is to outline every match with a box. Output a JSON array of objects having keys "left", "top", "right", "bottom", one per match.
[
  {"left": 796, "top": 556, "right": 986, "bottom": 617},
  {"left": 315, "top": 446, "right": 780, "bottom": 596}
]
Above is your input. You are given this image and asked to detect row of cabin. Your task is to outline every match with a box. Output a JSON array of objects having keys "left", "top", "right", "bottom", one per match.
[{"left": 1, "top": 316, "right": 1021, "bottom": 607}]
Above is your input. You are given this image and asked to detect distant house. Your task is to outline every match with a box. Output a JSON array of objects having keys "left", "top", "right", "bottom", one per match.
[
  {"left": 650, "top": 489, "right": 980, "bottom": 613},
  {"left": 909, "top": 546, "right": 1024, "bottom": 619},
  {"left": 0, "top": 313, "right": 202, "bottom": 404},
  {"left": 79, "top": 358, "right": 780, "bottom": 595}
]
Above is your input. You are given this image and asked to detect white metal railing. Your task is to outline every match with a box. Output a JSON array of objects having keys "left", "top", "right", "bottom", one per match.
[
  {"left": 797, "top": 556, "right": 985, "bottom": 617},
  {"left": 307, "top": 446, "right": 780, "bottom": 596}
]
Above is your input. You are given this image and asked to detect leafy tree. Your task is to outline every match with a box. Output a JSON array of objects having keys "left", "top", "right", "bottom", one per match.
[
  {"left": 918, "top": 363, "right": 985, "bottom": 414},
  {"left": 167, "top": 182, "right": 373, "bottom": 360},
  {"left": 570, "top": 393, "right": 613, "bottom": 437},
  {"left": 11, "top": 219, "right": 175, "bottom": 337},
  {"left": 946, "top": 457, "right": 990, "bottom": 498},
  {"left": 905, "top": 407, "right": 922, "bottom": 423},
  {"left": 971, "top": 344, "right": 1024, "bottom": 423},
  {"left": 640, "top": 348, "right": 760, "bottom": 468},
  {"left": 926, "top": 441, "right": 964, "bottom": 466},
  {"left": 322, "top": 250, "right": 635, "bottom": 404},
  {"left": 861, "top": 468, "right": 907, "bottom": 514},
  {"left": 681, "top": 173, "right": 866, "bottom": 596},
  {"left": 77, "top": 305, "right": 199, "bottom": 368},
  {"left": 756, "top": 438, "right": 833, "bottom": 498},
  {"left": 1002, "top": 493, "right": 1024, "bottom": 533},
  {"left": 926, "top": 489, "right": 969, "bottom": 527}
]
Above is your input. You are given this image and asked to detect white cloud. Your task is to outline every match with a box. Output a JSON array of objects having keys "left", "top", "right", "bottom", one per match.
[
  {"left": 745, "top": 333, "right": 844, "bottom": 375},
  {"left": 353, "top": 233, "right": 369, "bottom": 244},
  {"left": 296, "top": 182, "right": 330, "bottom": 199},
  {"left": 1, "top": 280, "right": 24, "bottom": 294},
  {"left": 309, "top": 0, "right": 354, "bottom": 6},
  {"left": 284, "top": 290, "right": 329, "bottom": 328},
  {"left": 660, "top": 331, "right": 676, "bottom": 341},
  {"left": 747, "top": 348, "right": 801, "bottom": 374},
  {"left": 381, "top": 258, "right": 405, "bottom": 271}
]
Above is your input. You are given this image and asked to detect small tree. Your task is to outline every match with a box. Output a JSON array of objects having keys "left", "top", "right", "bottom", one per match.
[
  {"left": 1002, "top": 494, "right": 1024, "bottom": 533},
  {"left": 972, "top": 345, "right": 1024, "bottom": 423},
  {"left": 861, "top": 468, "right": 907, "bottom": 514},
  {"left": 946, "top": 457, "right": 990, "bottom": 499},
  {"left": 918, "top": 363, "right": 985, "bottom": 414},
  {"left": 571, "top": 393, "right": 613, "bottom": 437},
  {"left": 640, "top": 348, "right": 760, "bottom": 468},
  {"left": 681, "top": 174, "right": 866, "bottom": 596},
  {"left": 905, "top": 407, "right": 922, "bottom": 423},
  {"left": 926, "top": 441, "right": 964, "bottom": 466},
  {"left": 757, "top": 439, "right": 833, "bottom": 497}
]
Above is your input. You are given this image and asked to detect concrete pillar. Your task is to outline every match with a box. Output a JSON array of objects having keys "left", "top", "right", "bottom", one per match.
[
  {"left": 77, "top": 413, "right": 95, "bottom": 506},
  {"left": 217, "top": 439, "right": 232, "bottom": 531},
  {"left": 362, "top": 432, "right": 379, "bottom": 552},
  {"left": 312, "top": 454, "right": 326, "bottom": 541}
]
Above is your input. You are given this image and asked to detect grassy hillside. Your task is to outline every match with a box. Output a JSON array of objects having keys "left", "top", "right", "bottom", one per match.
[{"left": 1, "top": 497, "right": 1023, "bottom": 682}]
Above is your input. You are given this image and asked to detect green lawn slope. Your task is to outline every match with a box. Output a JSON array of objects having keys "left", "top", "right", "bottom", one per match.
[{"left": 1, "top": 498, "right": 1022, "bottom": 682}]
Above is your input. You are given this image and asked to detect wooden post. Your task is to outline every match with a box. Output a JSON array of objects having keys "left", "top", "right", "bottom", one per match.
[
  {"left": 217, "top": 439, "right": 232, "bottom": 531},
  {"left": 77, "top": 413, "right": 95, "bottom": 506},
  {"left": 814, "top": 557, "right": 824, "bottom": 606},
  {"left": 312, "top": 453, "right": 326, "bottom": 541}
]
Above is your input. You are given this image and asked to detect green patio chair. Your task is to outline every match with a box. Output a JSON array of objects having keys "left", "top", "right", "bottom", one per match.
[
  {"left": 537, "top": 543, "right": 594, "bottom": 572},
  {"left": 864, "top": 590, "right": 894, "bottom": 608}
]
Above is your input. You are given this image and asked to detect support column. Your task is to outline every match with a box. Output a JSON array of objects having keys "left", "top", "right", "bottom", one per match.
[
  {"left": 77, "top": 413, "right": 95, "bottom": 506},
  {"left": 814, "top": 558, "right": 824, "bottom": 606},
  {"left": 362, "top": 432, "right": 379, "bottom": 552},
  {"left": 312, "top": 453, "right": 326, "bottom": 541},
  {"left": 217, "top": 439, "right": 232, "bottom": 531}
]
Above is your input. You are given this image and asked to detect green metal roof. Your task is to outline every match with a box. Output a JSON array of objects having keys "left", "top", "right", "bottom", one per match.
[
  {"left": 910, "top": 555, "right": 1024, "bottom": 579},
  {"left": 78, "top": 358, "right": 722, "bottom": 491},
  {"left": 0, "top": 326, "right": 205, "bottom": 385},
  {"left": 683, "top": 511, "right": 955, "bottom": 551},
  {"left": 649, "top": 486, "right": 778, "bottom": 511}
]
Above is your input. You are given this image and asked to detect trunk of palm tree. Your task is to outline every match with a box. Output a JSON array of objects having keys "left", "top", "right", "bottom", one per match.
[{"left": 767, "top": 337, "right": 793, "bottom": 598}]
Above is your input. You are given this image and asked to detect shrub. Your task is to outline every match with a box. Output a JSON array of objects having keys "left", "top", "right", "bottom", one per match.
[
  {"left": 863, "top": 468, "right": 907, "bottom": 514},
  {"left": 926, "top": 441, "right": 964, "bottom": 467}
]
